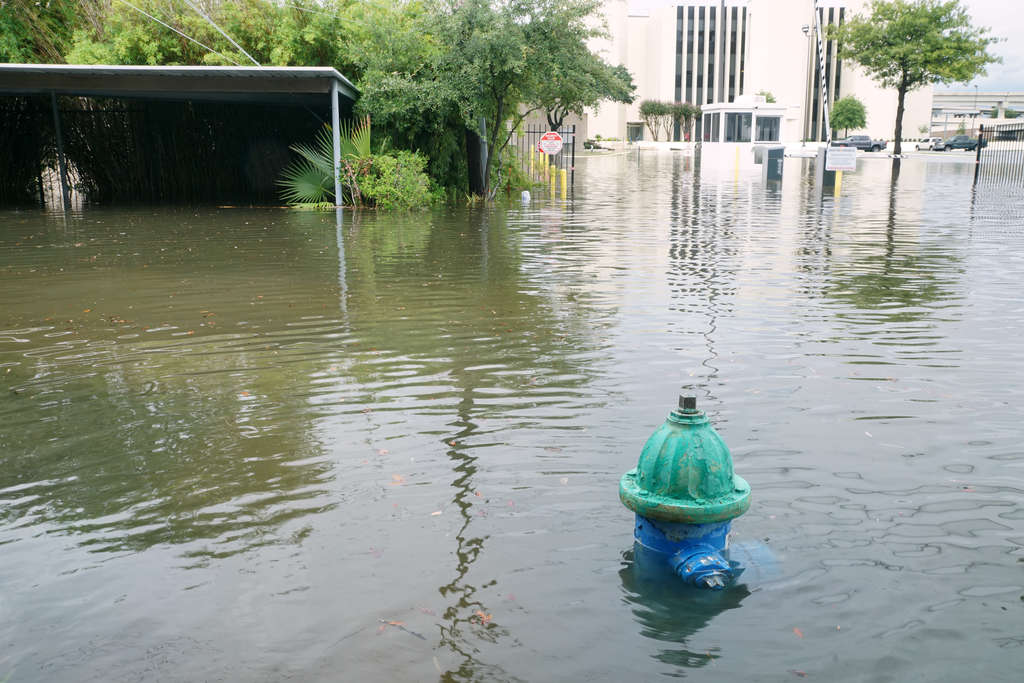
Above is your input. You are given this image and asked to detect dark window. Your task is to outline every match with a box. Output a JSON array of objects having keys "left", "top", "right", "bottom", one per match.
[
  {"left": 674, "top": 7, "right": 684, "bottom": 103},
  {"left": 712, "top": 112, "right": 721, "bottom": 141},
  {"left": 725, "top": 112, "right": 752, "bottom": 142},
  {"left": 697, "top": 7, "right": 705, "bottom": 107},
  {"left": 755, "top": 116, "right": 780, "bottom": 142},
  {"left": 686, "top": 7, "right": 694, "bottom": 100},
  {"left": 707, "top": 7, "right": 716, "bottom": 104},
  {"left": 718, "top": 5, "right": 727, "bottom": 100},
  {"left": 728, "top": 6, "right": 738, "bottom": 102},
  {"left": 739, "top": 8, "right": 747, "bottom": 95}
]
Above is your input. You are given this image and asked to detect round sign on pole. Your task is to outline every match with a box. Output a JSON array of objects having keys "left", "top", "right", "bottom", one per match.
[{"left": 538, "top": 131, "right": 563, "bottom": 155}]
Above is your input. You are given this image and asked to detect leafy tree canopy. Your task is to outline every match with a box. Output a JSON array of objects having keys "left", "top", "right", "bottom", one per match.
[
  {"left": 829, "top": 0, "right": 999, "bottom": 153},
  {"left": 0, "top": 0, "right": 81, "bottom": 62},
  {"left": 831, "top": 95, "right": 867, "bottom": 136}
]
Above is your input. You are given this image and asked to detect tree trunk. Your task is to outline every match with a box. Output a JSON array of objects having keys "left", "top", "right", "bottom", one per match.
[
  {"left": 547, "top": 109, "right": 565, "bottom": 130},
  {"left": 481, "top": 100, "right": 504, "bottom": 197},
  {"left": 893, "top": 77, "right": 908, "bottom": 156},
  {"left": 466, "top": 127, "right": 486, "bottom": 196}
]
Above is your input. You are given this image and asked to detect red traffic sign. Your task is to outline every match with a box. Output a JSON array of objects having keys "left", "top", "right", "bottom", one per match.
[{"left": 538, "top": 131, "right": 563, "bottom": 155}]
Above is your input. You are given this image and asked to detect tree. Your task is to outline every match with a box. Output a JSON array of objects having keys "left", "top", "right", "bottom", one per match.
[
  {"left": 830, "top": 95, "right": 867, "bottom": 137},
  {"left": 432, "top": 0, "right": 610, "bottom": 196},
  {"left": 638, "top": 100, "right": 665, "bottom": 141},
  {"left": 755, "top": 90, "right": 776, "bottom": 103},
  {"left": 669, "top": 102, "right": 700, "bottom": 141},
  {"left": 829, "top": 0, "right": 999, "bottom": 154},
  {"left": 532, "top": 48, "right": 635, "bottom": 130},
  {"left": 1007, "top": 109, "right": 1020, "bottom": 119}
]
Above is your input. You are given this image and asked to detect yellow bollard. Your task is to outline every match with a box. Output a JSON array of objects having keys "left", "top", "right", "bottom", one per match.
[
  {"left": 550, "top": 164, "right": 556, "bottom": 193},
  {"left": 835, "top": 170, "right": 843, "bottom": 197},
  {"left": 560, "top": 168, "right": 567, "bottom": 199}
]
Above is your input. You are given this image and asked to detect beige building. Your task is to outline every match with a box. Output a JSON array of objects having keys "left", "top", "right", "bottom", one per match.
[{"left": 587, "top": 0, "right": 933, "bottom": 143}]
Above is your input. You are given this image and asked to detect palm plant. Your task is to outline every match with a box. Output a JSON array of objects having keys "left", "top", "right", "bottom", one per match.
[{"left": 278, "top": 116, "right": 372, "bottom": 207}]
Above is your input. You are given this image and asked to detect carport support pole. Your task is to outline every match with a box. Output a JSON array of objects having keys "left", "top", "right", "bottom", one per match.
[
  {"left": 50, "top": 92, "right": 71, "bottom": 210},
  {"left": 330, "top": 81, "right": 342, "bottom": 207}
]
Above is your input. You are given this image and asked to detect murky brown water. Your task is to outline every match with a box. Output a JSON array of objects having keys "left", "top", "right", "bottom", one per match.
[{"left": 2, "top": 153, "right": 1022, "bottom": 682}]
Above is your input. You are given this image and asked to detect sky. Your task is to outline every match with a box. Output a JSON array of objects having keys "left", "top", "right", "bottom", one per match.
[{"left": 959, "top": 0, "right": 1024, "bottom": 92}]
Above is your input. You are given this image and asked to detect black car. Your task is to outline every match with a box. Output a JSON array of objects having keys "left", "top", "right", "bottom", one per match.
[{"left": 937, "top": 134, "right": 986, "bottom": 151}]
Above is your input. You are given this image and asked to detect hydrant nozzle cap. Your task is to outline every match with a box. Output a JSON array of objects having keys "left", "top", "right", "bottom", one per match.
[{"left": 679, "top": 395, "right": 698, "bottom": 413}]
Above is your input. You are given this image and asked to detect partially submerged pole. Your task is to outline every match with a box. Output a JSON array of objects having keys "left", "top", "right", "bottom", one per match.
[
  {"left": 50, "top": 92, "right": 71, "bottom": 210},
  {"left": 330, "top": 80, "right": 342, "bottom": 207}
]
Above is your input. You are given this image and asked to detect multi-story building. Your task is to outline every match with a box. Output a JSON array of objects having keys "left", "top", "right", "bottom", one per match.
[{"left": 588, "top": 0, "right": 933, "bottom": 143}]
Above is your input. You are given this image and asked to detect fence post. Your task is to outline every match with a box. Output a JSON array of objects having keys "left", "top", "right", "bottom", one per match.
[
  {"left": 973, "top": 123, "right": 984, "bottom": 185},
  {"left": 570, "top": 124, "right": 576, "bottom": 193}
]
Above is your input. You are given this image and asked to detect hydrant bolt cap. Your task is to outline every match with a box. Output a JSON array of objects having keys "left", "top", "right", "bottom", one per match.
[{"left": 679, "top": 395, "right": 697, "bottom": 412}]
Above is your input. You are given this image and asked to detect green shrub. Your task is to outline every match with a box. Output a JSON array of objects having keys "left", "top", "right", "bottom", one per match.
[{"left": 360, "top": 150, "right": 440, "bottom": 210}]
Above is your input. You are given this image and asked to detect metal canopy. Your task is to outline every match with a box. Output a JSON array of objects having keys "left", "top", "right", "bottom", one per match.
[
  {"left": 0, "top": 64, "right": 358, "bottom": 105},
  {"left": 2, "top": 64, "right": 357, "bottom": 209}
]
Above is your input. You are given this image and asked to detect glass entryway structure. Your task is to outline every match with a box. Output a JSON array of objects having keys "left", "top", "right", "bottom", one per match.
[{"left": 699, "top": 94, "right": 787, "bottom": 143}]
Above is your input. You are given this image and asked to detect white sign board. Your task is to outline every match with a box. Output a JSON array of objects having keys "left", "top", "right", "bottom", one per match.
[
  {"left": 826, "top": 146, "right": 857, "bottom": 172},
  {"left": 538, "top": 131, "right": 563, "bottom": 155}
]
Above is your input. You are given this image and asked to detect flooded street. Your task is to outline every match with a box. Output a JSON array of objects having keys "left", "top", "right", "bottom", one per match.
[{"left": 1, "top": 152, "right": 1022, "bottom": 681}]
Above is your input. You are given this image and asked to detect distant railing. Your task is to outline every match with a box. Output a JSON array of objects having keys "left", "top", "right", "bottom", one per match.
[{"left": 975, "top": 122, "right": 1024, "bottom": 185}]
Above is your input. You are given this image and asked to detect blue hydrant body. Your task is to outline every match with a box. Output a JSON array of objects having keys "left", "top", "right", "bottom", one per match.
[{"left": 620, "top": 396, "right": 750, "bottom": 589}]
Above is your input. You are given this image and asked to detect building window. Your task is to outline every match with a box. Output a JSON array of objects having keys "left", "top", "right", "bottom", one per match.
[
  {"left": 627, "top": 123, "right": 644, "bottom": 142},
  {"left": 707, "top": 6, "right": 716, "bottom": 104},
  {"left": 712, "top": 112, "right": 721, "bottom": 142},
  {"left": 728, "top": 6, "right": 738, "bottom": 102},
  {"left": 725, "top": 112, "right": 752, "bottom": 142},
  {"left": 739, "top": 8, "right": 747, "bottom": 94},
  {"left": 755, "top": 116, "right": 780, "bottom": 141},
  {"left": 697, "top": 6, "right": 705, "bottom": 107},
  {"left": 686, "top": 6, "right": 694, "bottom": 100}
]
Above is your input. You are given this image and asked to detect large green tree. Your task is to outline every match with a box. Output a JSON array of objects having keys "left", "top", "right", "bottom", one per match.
[
  {"left": 830, "top": 95, "right": 867, "bottom": 137},
  {"left": 829, "top": 0, "right": 999, "bottom": 154},
  {"left": 432, "top": 0, "right": 612, "bottom": 196},
  {"left": 531, "top": 48, "right": 635, "bottom": 130}
]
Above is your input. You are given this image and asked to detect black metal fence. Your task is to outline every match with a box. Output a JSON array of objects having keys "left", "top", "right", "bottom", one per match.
[
  {"left": 975, "top": 122, "right": 1024, "bottom": 185},
  {"left": 508, "top": 124, "right": 576, "bottom": 194}
]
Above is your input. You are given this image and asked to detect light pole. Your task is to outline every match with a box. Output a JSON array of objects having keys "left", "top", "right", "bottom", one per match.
[
  {"left": 974, "top": 84, "right": 979, "bottom": 135},
  {"left": 801, "top": 24, "right": 810, "bottom": 146}
]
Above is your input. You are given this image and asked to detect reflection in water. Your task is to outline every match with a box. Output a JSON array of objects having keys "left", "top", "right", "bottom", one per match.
[
  {"left": 620, "top": 546, "right": 750, "bottom": 670},
  {"left": 667, "top": 156, "right": 736, "bottom": 401},
  {"left": 2, "top": 154, "right": 1023, "bottom": 682},
  {"left": 436, "top": 384, "right": 517, "bottom": 683},
  {"left": 823, "top": 166, "right": 961, "bottom": 324}
]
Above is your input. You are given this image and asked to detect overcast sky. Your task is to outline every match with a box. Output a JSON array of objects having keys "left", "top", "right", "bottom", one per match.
[{"left": 959, "top": 0, "right": 1024, "bottom": 92}]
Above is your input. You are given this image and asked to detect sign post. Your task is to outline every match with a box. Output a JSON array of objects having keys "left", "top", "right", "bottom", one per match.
[{"left": 825, "top": 147, "right": 856, "bottom": 197}]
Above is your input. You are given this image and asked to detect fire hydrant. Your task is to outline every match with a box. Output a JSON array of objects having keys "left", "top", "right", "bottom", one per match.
[{"left": 620, "top": 395, "right": 751, "bottom": 589}]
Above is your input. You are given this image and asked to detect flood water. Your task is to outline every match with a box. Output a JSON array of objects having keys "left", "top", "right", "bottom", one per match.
[{"left": 2, "top": 152, "right": 1022, "bottom": 682}]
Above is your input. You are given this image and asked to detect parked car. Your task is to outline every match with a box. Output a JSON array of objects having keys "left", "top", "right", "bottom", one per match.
[
  {"left": 831, "top": 135, "right": 887, "bottom": 152},
  {"left": 936, "top": 134, "right": 986, "bottom": 151},
  {"left": 915, "top": 137, "right": 943, "bottom": 151}
]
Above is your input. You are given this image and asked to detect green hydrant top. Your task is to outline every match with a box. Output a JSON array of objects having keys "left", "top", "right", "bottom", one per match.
[{"left": 620, "top": 396, "right": 750, "bottom": 524}]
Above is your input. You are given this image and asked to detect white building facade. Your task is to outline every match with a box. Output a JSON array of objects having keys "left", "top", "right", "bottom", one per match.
[{"left": 588, "top": 0, "right": 933, "bottom": 144}]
